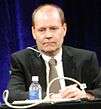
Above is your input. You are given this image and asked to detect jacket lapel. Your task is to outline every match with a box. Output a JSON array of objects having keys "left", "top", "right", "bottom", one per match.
[
  {"left": 62, "top": 46, "right": 79, "bottom": 86},
  {"left": 29, "top": 49, "right": 47, "bottom": 97}
]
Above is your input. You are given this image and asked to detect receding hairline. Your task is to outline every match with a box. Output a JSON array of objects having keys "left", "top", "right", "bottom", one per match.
[{"left": 32, "top": 4, "right": 65, "bottom": 26}]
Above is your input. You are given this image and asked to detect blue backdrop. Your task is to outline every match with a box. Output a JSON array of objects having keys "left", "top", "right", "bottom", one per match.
[{"left": 0, "top": 0, "right": 101, "bottom": 103}]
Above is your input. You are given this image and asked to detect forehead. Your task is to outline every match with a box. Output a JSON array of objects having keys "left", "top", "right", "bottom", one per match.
[{"left": 34, "top": 6, "right": 62, "bottom": 26}]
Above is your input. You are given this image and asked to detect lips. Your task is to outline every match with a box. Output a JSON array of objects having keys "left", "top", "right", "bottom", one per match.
[
  {"left": 43, "top": 42, "right": 55, "bottom": 45},
  {"left": 43, "top": 42, "right": 56, "bottom": 46}
]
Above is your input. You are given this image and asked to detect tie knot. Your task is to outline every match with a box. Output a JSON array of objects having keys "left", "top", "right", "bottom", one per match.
[{"left": 48, "top": 58, "right": 57, "bottom": 66}]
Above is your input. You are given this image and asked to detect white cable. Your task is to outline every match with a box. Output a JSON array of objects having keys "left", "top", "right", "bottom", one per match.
[
  {"left": 27, "top": 47, "right": 42, "bottom": 57},
  {"left": 3, "top": 90, "right": 42, "bottom": 109},
  {"left": 3, "top": 77, "right": 87, "bottom": 108},
  {"left": 27, "top": 47, "right": 40, "bottom": 53},
  {"left": 46, "top": 77, "right": 87, "bottom": 98}
]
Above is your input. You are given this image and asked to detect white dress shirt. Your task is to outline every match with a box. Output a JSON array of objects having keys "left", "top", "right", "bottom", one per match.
[{"left": 41, "top": 48, "right": 66, "bottom": 89}]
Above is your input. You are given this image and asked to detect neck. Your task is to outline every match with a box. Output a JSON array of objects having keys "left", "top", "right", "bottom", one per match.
[{"left": 41, "top": 48, "right": 61, "bottom": 57}]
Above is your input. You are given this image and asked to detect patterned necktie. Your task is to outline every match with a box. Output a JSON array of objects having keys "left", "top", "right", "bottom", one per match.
[{"left": 48, "top": 58, "right": 61, "bottom": 93}]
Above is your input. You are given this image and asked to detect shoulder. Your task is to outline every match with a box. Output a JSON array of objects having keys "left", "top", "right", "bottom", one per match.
[
  {"left": 63, "top": 45, "right": 96, "bottom": 54},
  {"left": 11, "top": 46, "right": 40, "bottom": 59},
  {"left": 63, "top": 45, "right": 97, "bottom": 59},
  {"left": 11, "top": 48, "right": 31, "bottom": 58}
]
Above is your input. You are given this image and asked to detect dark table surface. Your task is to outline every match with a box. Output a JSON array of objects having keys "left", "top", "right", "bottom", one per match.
[{"left": 1, "top": 99, "right": 101, "bottom": 109}]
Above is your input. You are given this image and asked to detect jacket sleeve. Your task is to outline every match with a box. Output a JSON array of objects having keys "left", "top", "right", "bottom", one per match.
[
  {"left": 84, "top": 52, "right": 101, "bottom": 99},
  {"left": 7, "top": 53, "right": 29, "bottom": 102}
]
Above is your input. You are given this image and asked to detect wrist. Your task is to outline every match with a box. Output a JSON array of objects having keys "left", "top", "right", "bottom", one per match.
[{"left": 86, "top": 93, "right": 95, "bottom": 100}]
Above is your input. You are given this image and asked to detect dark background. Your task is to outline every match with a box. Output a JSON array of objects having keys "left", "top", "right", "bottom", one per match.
[{"left": 0, "top": 0, "right": 101, "bottom": 103}]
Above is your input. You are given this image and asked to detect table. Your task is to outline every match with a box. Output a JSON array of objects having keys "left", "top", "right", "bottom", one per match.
[{"left": 1, "top": 99, "right": 101, "bottom": 109}]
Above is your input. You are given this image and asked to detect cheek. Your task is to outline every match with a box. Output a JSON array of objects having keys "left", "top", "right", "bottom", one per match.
[
  {"left": 35, "top": 38, "right": 43, "bottom": 47},
  {"left": 57, "top": 33, "right": 64, "bottom": 43},
  {"left": 35, "top": 35, "right": 43, "bottom": 43}
]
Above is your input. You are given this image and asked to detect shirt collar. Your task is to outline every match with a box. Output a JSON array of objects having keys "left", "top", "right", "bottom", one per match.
[{"left": 41, "top": 48, "right": 62, "bottom": 64}]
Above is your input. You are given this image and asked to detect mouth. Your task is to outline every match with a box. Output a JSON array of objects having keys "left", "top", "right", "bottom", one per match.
[
  {"left": 43, "top": 42, "right": 56, "bottom": 47},
  {"left": 43, "top": 42, "right": 56, "bottom": 45}
]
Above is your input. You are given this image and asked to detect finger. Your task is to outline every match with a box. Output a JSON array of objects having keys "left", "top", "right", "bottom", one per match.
[
  {"left": 66, "top": 90, "right": 87, "bottom": 100},
  {"left": 50, "top": 93, "right": 62, "bottom": 99},
  {"left": 61, "top": 87, "right": 82, "bottom": 98},
  {"left": 64, "top": 91, "right": 76, "bottom": 98},
  {"left": 59, "top": 84, "right": 77, "bottom": 92}
]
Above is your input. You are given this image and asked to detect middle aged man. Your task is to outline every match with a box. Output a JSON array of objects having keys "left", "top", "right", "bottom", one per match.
[{"left": 8, "top": 4, "right": 101, "bottom": 102}]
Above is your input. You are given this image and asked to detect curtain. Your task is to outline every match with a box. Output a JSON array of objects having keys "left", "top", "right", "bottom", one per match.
[{"left": 0, "top": 0, "right": 101, "bottom": 103}]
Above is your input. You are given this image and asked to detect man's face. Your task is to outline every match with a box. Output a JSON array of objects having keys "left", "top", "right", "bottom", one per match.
[{"left": 32, "top": 6, "right": 67, "bottom": 55}]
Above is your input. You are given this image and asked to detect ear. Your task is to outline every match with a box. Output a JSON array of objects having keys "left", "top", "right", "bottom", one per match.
[
  {"left": 32, "top": 26, "right": 36, "bottom": 39},
  {"left": 63, "top": 23, "right": 67, "bottom": 37}
]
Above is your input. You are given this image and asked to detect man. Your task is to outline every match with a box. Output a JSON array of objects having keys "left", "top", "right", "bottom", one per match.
[{"left": 8, "top": 4, "right": 101, "bottom": 102}]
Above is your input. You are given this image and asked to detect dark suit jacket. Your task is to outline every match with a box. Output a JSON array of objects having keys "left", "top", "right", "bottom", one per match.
[{"left": 8, "top": 46, "right": 101, "bottom": 102}]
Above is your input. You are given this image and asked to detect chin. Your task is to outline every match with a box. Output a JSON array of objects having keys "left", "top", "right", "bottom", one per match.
[
  {"left": 44, "top": 50, "right": 55, "bottom": 53},
  {"left": 44, "top": 48, "right": 56, "bottom": 52},
  {"left": 42, "top": 47, "right": 59, "bottom": 56}
]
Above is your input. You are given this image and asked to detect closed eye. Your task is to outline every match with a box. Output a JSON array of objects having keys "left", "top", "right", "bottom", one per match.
[
  {"left": 49, "top": 26, "right": 59, "bottom": 31},
  {"left": 38, "top": 28, "right": 46, "bottom": 32}
]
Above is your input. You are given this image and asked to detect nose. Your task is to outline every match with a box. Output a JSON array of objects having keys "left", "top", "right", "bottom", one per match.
[{"left": 45, "top": 28, "right": 53, "bottom": 38}]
